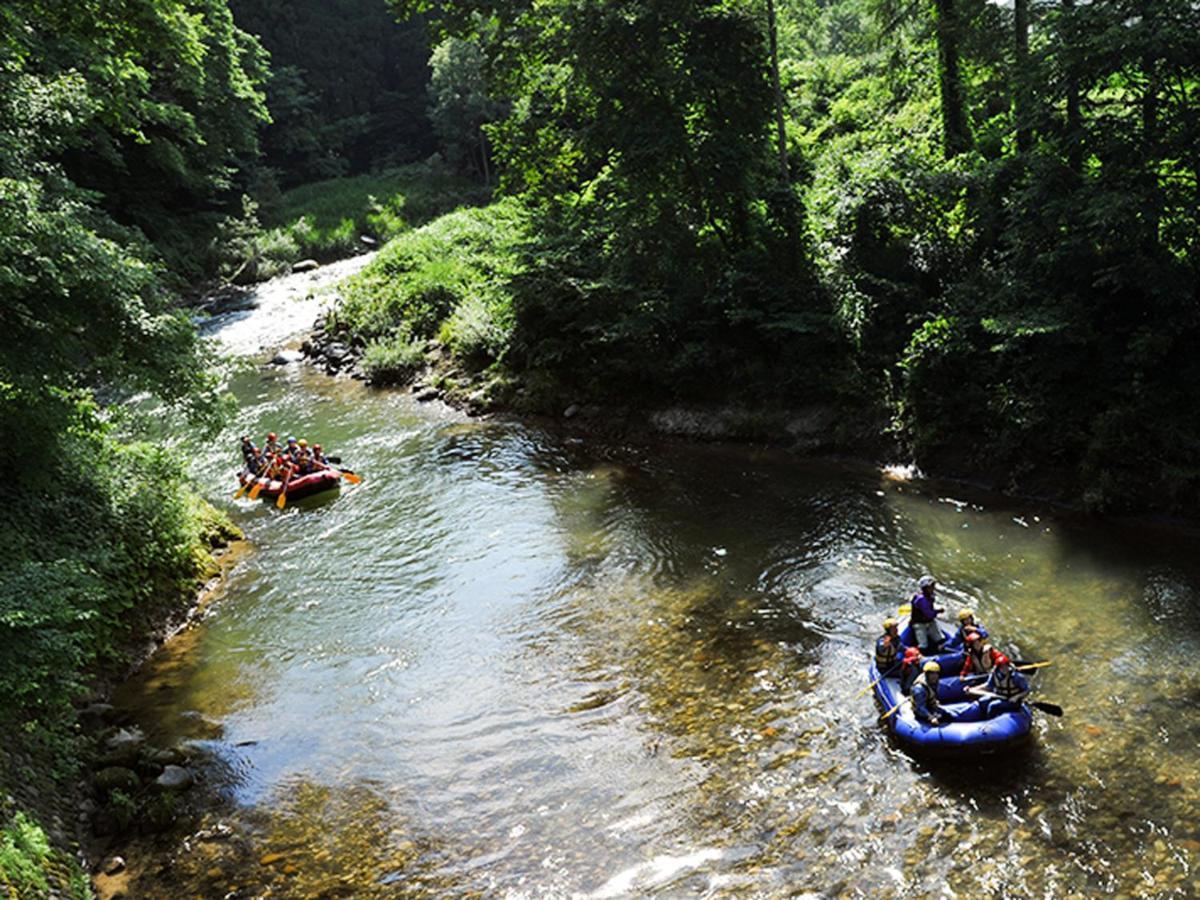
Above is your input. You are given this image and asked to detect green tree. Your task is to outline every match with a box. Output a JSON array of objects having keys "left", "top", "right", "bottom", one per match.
[{"left": 428, "top": 36, "right": 504, "bottom": 184}]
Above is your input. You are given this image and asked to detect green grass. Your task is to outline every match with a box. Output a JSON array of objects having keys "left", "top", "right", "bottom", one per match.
[
  {"left": 221, "top": 161, "right": 492, "bottom": 284},
  {"left": 265, "top": 162, "right": 491, "bottom": 263},
  {"left": 331, "top": 199, "right": 528, "bottom": 372}
]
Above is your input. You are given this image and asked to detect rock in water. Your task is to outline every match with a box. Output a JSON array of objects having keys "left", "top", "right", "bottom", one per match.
[
  {"left": 102, "top": 856, "right": 126, "bottom": 875},
  {"left": 154, "top": 765, "right": 194, "bottom": 791},
  {"left": 563, "top": 404, "right": 580, "bottom": 419},
  {"left": 271, "top": 349, "right": 304, "bottom": 365},
  {"left": 414, "top": 387, "right": 441, "bottom": 402},
  {"left": 292, "top": 259, "right": 319, "bottom": 273}
]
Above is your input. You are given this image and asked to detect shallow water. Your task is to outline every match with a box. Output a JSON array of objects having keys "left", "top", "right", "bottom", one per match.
[{"left": 112, "top": 265, "right": 1200, "bottom": 897}]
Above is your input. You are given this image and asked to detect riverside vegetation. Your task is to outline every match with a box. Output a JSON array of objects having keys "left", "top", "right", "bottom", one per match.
[{"left": 2, "top": 0, "right": 1199, "bottom": 894}]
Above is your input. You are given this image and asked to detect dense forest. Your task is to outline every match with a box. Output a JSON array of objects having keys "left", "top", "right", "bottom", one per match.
[{"left": 2, "top": 0, "right": 1199, "bottom": 892}]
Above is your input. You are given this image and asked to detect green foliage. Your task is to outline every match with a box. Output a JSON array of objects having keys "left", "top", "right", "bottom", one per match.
[
  {"left": 0, "top": 812, "right": 50, "bottom": 897},
  {"left": 362, "top": 331, "right": 428, "bottom": 384},
  {"left": 107, "top": 790, "right": 138, "bottom": 834},
  {"left": 428, "top": 36, "right": 504, "bottom": 182},
  {"left": 230, "top": 0, "right": 436, "bottom": 182},
  {"left": 333, "top": 200, "right": 527, "bottom": 370}
]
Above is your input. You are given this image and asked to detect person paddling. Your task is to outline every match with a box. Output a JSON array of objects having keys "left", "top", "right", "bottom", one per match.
[
  {"left": 911, "top": 661, "right": 947, "bottom": 726},
  {"left": 875, "top": 618, "right": 903, "bottom": 675},
  {"left": 264, "top": 432, "right": 281, "bottom": 456},
  {"left": 899, "top": 645, "right": 924, "bottom": 695},
  {"left": 966, "top": 653, "right": 1029, "bottom": 715},
  {"left": 311, "top": 444, "right": 329, "bottom": 470},
  {"left": 910, "top": 575, "right": 945, "bottom": 654}
]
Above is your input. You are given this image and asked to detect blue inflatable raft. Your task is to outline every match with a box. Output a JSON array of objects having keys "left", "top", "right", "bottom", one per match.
[{"left": 871, "top": 626, "right": 1033, "bottom": 756}]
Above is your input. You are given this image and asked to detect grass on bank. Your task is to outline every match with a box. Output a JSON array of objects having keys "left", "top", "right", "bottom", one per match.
[
  {"left": 225, "top": 161, "right": 491, "bottom": 284},
  {"left": 330, "top": 199, "right": 528, "bottom": 383}
]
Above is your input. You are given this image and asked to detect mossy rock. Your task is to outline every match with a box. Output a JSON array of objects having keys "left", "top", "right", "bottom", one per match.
[{"left": 93, "top": 767, "right": 140, "bottom": 795}]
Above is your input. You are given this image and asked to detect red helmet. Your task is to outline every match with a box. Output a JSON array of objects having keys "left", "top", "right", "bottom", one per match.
[
  {"left": 994, "top": 653, "right": 1010, "bottom": 667},
  {"left": 903, "top": 646, "right": 921, "bottom": 661},
  {"left": 268, "top": 432, "right": 277, "bottom": 440},
  {"left": 313, "top": 444, "right": 322, "bottom": 451}
]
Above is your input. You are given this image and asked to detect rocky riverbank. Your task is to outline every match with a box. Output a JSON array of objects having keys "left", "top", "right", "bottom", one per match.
[
  {"left": 0, "top": 512, "right": 244, "bottom": 899},
  {"left": 296, "top": 313, "right": 888, "bottom": 457}
]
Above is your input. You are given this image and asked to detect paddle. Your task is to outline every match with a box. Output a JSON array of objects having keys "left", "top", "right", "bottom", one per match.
[
  {"left": 857, "top": 661, "right": 901, "bottom": 699},
  {"left": 276, "top": 469, "right": 292, "bottom": 509},
  {"left": 334, "top": 467, "right": 362, "bottom": 485},
  {"left": 969, "top": 689, "right": 1063, "bottom": 717},
  {"left": 248, "top": 478, "right": 265, "bottom": 500},
  {"left": 880, "top": 696, "right": 909, "bottom": 721},
  {"left": 233, "top": 479, "right": 251, "bottom": 500}
]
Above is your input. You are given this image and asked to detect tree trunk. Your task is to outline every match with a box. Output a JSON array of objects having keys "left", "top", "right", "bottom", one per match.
[
  {"left": 766, "top": 0, "right": 789, "bottom": 183},
  {"left": 931, "top": 0, "right": 971, "bottom": 158},
  {"left": 1061, "top": 0, "right": 1082, "bottom": 172},
  {"left": 479, "top": 126, "right": 491, "bottom": 188},
  {"left": 1014, "top": 0, "right": 1031, "bottom": 153}
]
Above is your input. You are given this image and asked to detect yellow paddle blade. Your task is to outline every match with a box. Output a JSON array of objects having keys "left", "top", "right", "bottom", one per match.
[
  {"left": 898, "top": 604, "right": 912, "bottom": 617},
  {"left": 276, "top": 489, "right": 287, "bottom": 510},
  {"left": 342, "top": 472, "right": 362, "bottom": 485},
  {"left": 1016, "top": 661, "right": 1052, "bottom": 671},
  {"left": 880, "top": 697, "right": 908, "bottom": 721},
  {"left": 233, "top": 482, "right": 249, "bottom": 499},
  {"left": 855, "top": 675, "right": 883, "bottom": 700},
  {"left": 249, "top": 481, "right": 264, "bottom": 500}
]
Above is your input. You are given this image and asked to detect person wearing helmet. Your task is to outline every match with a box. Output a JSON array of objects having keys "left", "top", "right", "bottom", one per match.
[
  {"left": 946, "top": 607, "right": 989, "bottom": 650},
  {"left": 899, "top": 645, "right": 924, "bottom": 696},
  {"left": 875, "top": 618, "right": 903, "bottom": 674},
  {"left": 911, "top": 661, "right": 945, "bottom": 725},
  {"left": 285, "top": 436, "right": 299, "bottom": 460},
  {"left": 966, "top": 653, "right": 1029, "bottom": 716},
  {"left": 311, "top": 444, "right": 329, "bottom": 470},
  {"left": 297, "top": 441, "right": 316, "bottom": 475},
  {"left": 950, "top": 633, "right": 988, "bottom": 676},
  {"left": 264, "top": 432, "right": 281, "bottom": 456},
  {"left": 240, "top": 436, "right": 260, "bottom": 473},
  {"left": 909, "top": 575, "right": 946, "bottom": 654}
]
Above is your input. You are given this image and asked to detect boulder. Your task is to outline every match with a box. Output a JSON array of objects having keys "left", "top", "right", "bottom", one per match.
[
  {"left": 102, "top": 856, "right": 126, "bottom": 875},
  {"left": 154, "top": 765, "right": 194, "bottom": 791},
  {"left": 325, "top": 342, "right": 351, "bottom": 361},
  {"left": 79, "top": 703, "right": 117, "bottom": 727},
  {"left": 93, "top": 767, "right": 140, "bottom": 795},
  {"left": 97, "top": 728, "right": 145, "bottom": 767},
  {"left": 147, "top": 747, "right": 187, "bottom": 767},
  {"left": 292, "top": 259, "right": 319, "bottom": 273},
  {"left": 360, "top": 235, "right": 378, "bottom": 247},
  {"left": 270, "top": 349, "right": 304, "bottom": 366},
  {"left": 563, "top": 404, "right": 580, "bottom": 419},
  {"left": 414, "top": 387, "right": 441, "bottom": 403}
]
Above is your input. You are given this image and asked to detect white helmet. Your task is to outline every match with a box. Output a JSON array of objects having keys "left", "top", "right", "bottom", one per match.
[{"left": 918, "top": 575, "right": 936, "bottom": 589}]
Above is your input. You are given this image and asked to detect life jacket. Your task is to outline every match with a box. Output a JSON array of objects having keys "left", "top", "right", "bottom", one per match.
[
  {"left": 911, "top": 673, "right": 941, "bottom": 720},
  {"left": 875, "top": 634, "right": 899, "bottom": 670},
  {"left": 264, "top": 440, "right": 280, "bottom": 455},
  {"left": 988, "top": 667, "right": 1024, "bottom": 699}
]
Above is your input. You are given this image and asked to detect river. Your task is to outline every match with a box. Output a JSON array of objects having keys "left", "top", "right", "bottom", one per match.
[{"left": 109, "top": 262, "right": 1200, "bottom": 897}]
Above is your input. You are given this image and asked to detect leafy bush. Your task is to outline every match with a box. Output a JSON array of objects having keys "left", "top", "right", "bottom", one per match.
[
  {"left": 263, "top": 161, "right": 491, "bottom": 263},
  {"left": 438, "top": 295, "right": 512, "bottom": 367},
  {"left": 0, "top": 812, "right": 50, "bottom": 896},
  {"left": 332, "top": 200, "right": 527, "bottom": 370},
  {"left": 361, "top": 331, "right": 428, "bottom": 384}
]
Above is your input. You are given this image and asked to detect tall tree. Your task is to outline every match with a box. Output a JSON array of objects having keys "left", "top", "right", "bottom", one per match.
[
  {"left": 931, "top": 0, "right": 971, "bottom": 157},
  {"left": 1013, "top": 0, "right": 1031, "bottom": 152}
]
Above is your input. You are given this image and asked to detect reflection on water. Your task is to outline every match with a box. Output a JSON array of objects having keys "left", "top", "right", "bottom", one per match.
[{"left": 111, "top": 269, "right": 1200, "bottom": 896}]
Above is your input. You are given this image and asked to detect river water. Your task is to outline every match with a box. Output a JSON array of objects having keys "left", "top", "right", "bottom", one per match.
[{"left": 111, "top": 263, "right": 1200, "bottom": 897}]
